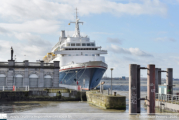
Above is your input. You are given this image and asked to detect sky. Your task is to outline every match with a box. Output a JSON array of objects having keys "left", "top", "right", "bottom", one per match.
[{"left": 0, "top": 0, "right": 179, "bottom": 78}]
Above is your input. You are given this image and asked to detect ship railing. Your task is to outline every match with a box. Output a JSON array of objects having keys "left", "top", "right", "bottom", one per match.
[
  {"left": 101, "top": 50, "right": 107, "bottom": 52},
  {"left": 0, "top": 62, "right": 8, "bottom": 66},
  {"left": 52, "top": 41, "right": 61, "bottom": 51}
]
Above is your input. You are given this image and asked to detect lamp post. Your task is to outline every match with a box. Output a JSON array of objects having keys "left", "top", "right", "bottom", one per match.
[
  {"left": 75, "top": 71, "right": 78, "bottom": 85},
  {"left": 24, "top": 55, "right": 26, "bottom": 60},
  {"left": 110, "top": 68, "right": 113, "bottom": 95}
]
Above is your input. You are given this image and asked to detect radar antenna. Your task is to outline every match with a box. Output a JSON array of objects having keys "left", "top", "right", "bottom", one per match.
[{"left": 68, "top": 8, "right": 83, "bottom": 37}]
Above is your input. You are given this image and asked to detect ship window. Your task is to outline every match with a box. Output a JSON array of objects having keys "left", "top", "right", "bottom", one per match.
[
  {"left": 92, "top": 54, "right": 95, "bottom": 56},
  {"left": 71, "top": 43, "right": 75, "bottom": 46},
  {"left": 69, "top": 54, "right": 71, "bottom": 56},
  {"left": 82, "top": 43, "right": 86, "bottom": 46},
  {"left": 92, "top": 48, "right": 95, "bottom": 50},
  {"left": 76, "top": 43, "right": 81, "bottom": 46},
  {"left": 87, "top": 43, "right": 91, "bottom": 46},
  {"left": 75, "top": 48, "right": 77, "bottom": 50},
  {"left": 85, "top": 54, "right": 88, "bottom": 56},
  {"left": 76, "top": 54, "right": 78, "bottom": 56},
  {"left": 67, "top": 43, "right": 70, "bottom": 46},
  {"left": 89, "top": 48, "right": 91, "bottom": 50},
  {"left": 91, "top": 43, "right": 95, "bottom": 46},
  {"left": 95, "top": 48, "right": 97, "bottom": 50}
]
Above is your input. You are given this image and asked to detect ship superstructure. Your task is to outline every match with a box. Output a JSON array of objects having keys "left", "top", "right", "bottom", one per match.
[{"left": 43, "top": 9, "right": 108, "bottom": 89}]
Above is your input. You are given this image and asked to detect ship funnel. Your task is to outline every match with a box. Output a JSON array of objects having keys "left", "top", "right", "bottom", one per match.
[{"left": 61, "top": 30, "right": 66, "bottom": 38}]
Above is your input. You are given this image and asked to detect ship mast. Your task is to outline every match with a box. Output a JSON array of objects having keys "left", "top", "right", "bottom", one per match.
[{"left": 69, "top": 8, "right": 83, "bottom": 37}]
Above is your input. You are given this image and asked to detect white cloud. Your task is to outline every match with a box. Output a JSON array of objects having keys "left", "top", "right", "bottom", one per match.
[
  {"left": 60, "top": 0, "right": 167, "bottom": 16},
  {"left": 0, "top": 19, "right": 60, "bottom": 34},
  {"left": 0, "top": 0, "right": 74, "bottom": 22},
  {"left": 154, "top": 37, "right": 177, "bottom": 42},
  {"left": 0, "top": 34, "right": 52, "bottom": 62},
  {"left": 108, "top": 44, "right": 152, "bottom": 57},
  {"left": 0, "top": 0, "right": 167, "bottom": 22},
  {"left": 107, "top": 38, "right": 122, "bottom": 44}
]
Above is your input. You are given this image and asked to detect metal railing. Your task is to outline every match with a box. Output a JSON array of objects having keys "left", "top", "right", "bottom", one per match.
[
  {"left": 0, "top": 62, "right": 8, "bottom": 66},
  {"left": 43, "top": 63, "right": 54, "bottom": 67},
  {"left": 15, "top": 62, "right": 25, "bottom": 66},
  {"left": 0, "top": 86, "right": 29, "bottom": 91},
  {"left": 28, "top": 62, "right": 41, "bottom": 66},
  {"left": 156, "top": 93, "right": 179, "bottom": 104}
]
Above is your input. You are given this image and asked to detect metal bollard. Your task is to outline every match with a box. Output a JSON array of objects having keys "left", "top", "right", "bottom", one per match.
[
  {"left": 100, "top": 82, "right": 102, "bottom": 93},
  {"left": 114, "top": 92, "right": 116, "bottom": 96},
  {"left": 102, "top": 85, "right": 103, "bottom": 94},
  {"left": 108, "top": 88, "right": 110, "bottom": 95}
]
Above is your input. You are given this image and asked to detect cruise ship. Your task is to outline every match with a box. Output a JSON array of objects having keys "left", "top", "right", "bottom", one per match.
[{"left": 43, "top": 11, "right": 108, "bottom": 90}]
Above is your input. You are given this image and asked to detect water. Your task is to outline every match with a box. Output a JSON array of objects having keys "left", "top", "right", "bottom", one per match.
[{"left": 0, "top": 79, "right": 179, "bottom": 120}]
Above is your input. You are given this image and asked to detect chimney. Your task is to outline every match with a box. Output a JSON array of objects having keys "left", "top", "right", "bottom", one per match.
[{"left": 61, "top": 30, "right": 65, "bottom": 38}]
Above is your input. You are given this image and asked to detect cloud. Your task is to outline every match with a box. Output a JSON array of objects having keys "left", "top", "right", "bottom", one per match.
[
  {"left": 123, "top": 56, "right": 138, "bottom": 62},
  {"left": 0, "top": 19, "right": 60, "bottom": 34},
  {"left": 60, "top": 0, "right": 167, "bottom": 16},
  {"left": 0, "top": 0, "right": 167, "bottom": 23},
  {"left": 108, "top": 44, "right": 152, "bottom": 57},
  {"left": 107, "top": 38, "right": 122, "bottom": 44},
  {"left": 0, "top": 34, "right": 52, "bottom": 62},
  {"left": 0, "top": 0, "right": 74, "bottom": 22},
  {"left": 0, "top": 27, "right": 9, "bottom": 34},
  {"left": 12, "top": 32, "right": 52, "bottom": 46},
  {"left": 154, "top": 37, "right": 177, "bottom": 42}
]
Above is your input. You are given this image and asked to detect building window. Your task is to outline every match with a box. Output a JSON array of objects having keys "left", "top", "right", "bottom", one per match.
[
  {"left": 76, "top": 43, "right": 81, "bottom": 46},
  {"left": 87, "top": 43, "right": 91, "bottom": 46},
  {"left": 85, "top": 54, "right": 88, "bottom": 56},
  {"left": 71, "top": 43, "right": 75, "bottom": 46},
  {"left": 67, "top": 43, "right": 70, "bottom": 46},
  {"left": 91, "top": 43, "right": 95, "bottom": 46},
  {"left": 82, "top": 43, "right": 86, "bottom": 46}
]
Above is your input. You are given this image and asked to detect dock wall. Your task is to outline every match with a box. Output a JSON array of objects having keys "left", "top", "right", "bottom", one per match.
[
  {"left": 86, "top": 91, "right": 126, "bottom": 109},
  {"left": 0, "top": 89, "right": 86, "bottom": 101},
  {"left": 155, "top": 100, "right": 179, "bottom": 112}
]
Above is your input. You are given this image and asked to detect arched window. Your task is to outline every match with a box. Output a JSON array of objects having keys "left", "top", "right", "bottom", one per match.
[
  {"left": 29, "top": 74, "right": 38, "bottom": 87},
  {"left": 44, "top": 75, "right": 52, "bottom": 88},
  {"left": 0, "top": 74, "right": 6, "bottom": 86},
  {"left": 15, "top": 74, "right": 23, "bottom": 87}
]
